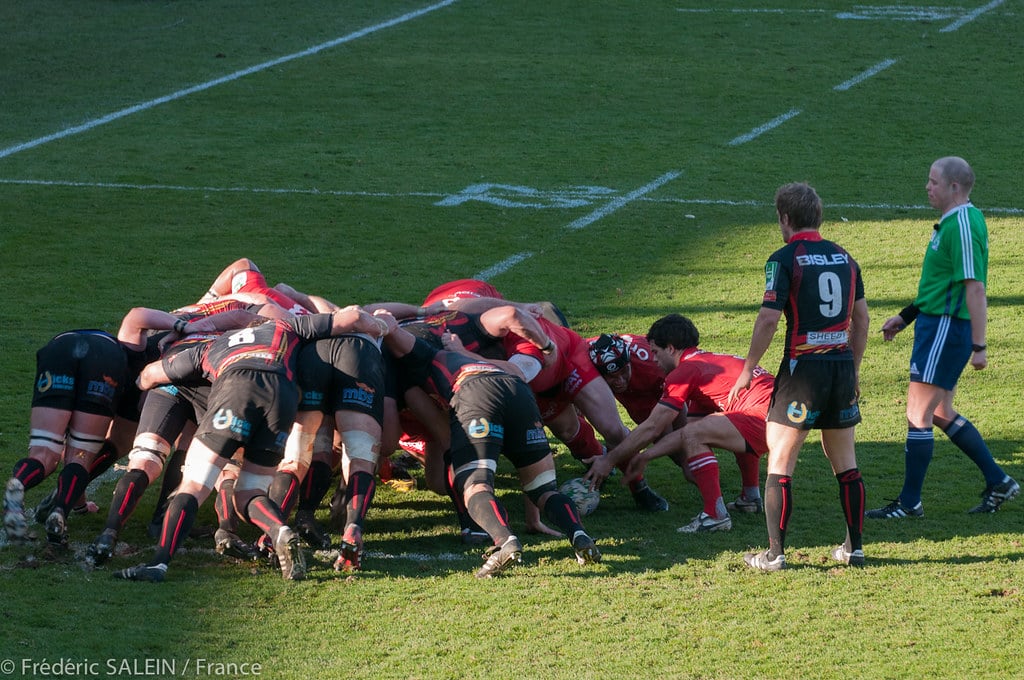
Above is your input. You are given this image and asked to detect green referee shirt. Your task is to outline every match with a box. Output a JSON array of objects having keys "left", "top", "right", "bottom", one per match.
[{"left": 915, "top": 202, "right": 988, "bottom": 320}]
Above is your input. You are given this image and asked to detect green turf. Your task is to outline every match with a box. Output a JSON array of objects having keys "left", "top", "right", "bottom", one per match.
[{"left": 2, "top": 2, "right": 1022, "bottom": 678}]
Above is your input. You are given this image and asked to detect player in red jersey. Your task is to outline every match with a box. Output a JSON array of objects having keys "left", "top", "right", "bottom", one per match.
[
  {"left": 584, "top": 315, "right": 774, "bottom": 533},
  {"left": 503, "top": 320, "right": 669, "bottom": 512},
  {"left": 588, "top": 332, "right": 768, "bottom": 517}
]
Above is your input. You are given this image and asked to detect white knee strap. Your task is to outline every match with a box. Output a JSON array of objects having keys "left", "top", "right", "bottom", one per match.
[
  {"left": 68, "top": 429, "right": 105, "bottom": 454},
  {"left": 522, "top": 468, "right": 557, "bottom": 492},
  {"left": 181, "top": 457, "right": 224, "bottom": 490},
  {"left": 341, "top": 430, "right": 380, "bottom": 465},
  {"left": 235, "top": 470, "right": 274, "bottom": 493},
  {"left": 128, "top": 433, "right": 172, "bottom": 468},
  {"left": 282, "top": 429, "right": 316, "bottom": 467},
  {"left": 29, "top": 429, "right": 66, "bottom": 454},
  {"left": 453, "top": 458, "right": 498, "bottom": 479}
]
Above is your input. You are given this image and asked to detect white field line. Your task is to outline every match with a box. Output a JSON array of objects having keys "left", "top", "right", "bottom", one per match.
[
  {"left": 476, "top": 252, "right": 536, "bottom": 281},
  {"left": 941, "top": 0, "right": 1005, "bottom": 32},
  {"left": 3, "top": 177, "right": 1021, "bottom": 215},
  {"left": 833, "top": 58, "right": 899, "bottom": 91},
  {"left": 0, "top": 177, "right": 446, "bottom": 199},
  {"left": 0, "top": 0, "right": 459, "bottom": 160},
  {"left": 565, "top": 170, "right": 682, "bottom": 231},
  {"left": 727, "top": 108, "right": 802, "bottom": 146}
]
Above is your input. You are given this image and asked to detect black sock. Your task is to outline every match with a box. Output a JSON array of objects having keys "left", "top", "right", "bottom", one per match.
[
  {"left": 88, "top": 441, "right": 120, "bottom": 481},
  {"left": 298, "top": 461, "right": 334, "bottom": 512},
  {"left": 240, "top": 494, "right": 286, "bottom": 540},
  {"left": 150, "top": 449, "right": 186, "bottom": 527},
  {"left": 269, "top": 471, "right": 301, "bottom": 519},
  {"left": 11, "top": 458, "right": 47, "bottom": 491},
  {"left": 152, "top": 493, "right": 199, "bottom": 565},
  {"left": 215, "top": 479, "right": 238, "bottom": 531},
  {"left": 54, "top": 462, "right": 90, "bottom": 512},
  {"left": 837, "top": 468, "right": 865, "bottom": 552},
  {"left": 542, "top": 492, "right": 586, "bottom": 538},
  {"left": 765, "top": 473, "right": 792, "bottom": 559},
  {"left": 105, "top": 469, "right": 150, "bottom": 532},
  {"left": 343, "top": 471, "right": 377, "bottom": 529},
  {"left": 465, "top": 491, "right": 512, "bottom": 546}
]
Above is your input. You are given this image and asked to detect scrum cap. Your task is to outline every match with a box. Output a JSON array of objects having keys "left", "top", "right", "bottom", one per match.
[{"left": 588, "top": 334, "right": 630, "bottom": 375}]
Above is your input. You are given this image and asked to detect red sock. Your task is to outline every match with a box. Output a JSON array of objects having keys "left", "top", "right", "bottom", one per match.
[{"left": 686, "top": 452, "right": 722, "bottom": 517}]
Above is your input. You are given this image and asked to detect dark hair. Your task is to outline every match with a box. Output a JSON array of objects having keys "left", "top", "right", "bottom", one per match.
[
  {"left": 646, "top": 314, "right": 699, "bottom": 350},
  {"left": 775, "top": 182, "right": 822, "bottom": 230}
]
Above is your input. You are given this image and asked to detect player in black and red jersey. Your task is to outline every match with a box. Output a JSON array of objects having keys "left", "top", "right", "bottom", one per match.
[
  {"left": 377, "top": 310, "right": 601, "bottom": 577},
  {"left": 3, "top": 307, "right": 209, "bottom": 546},
  {"left": 731, "top": 182, "right": 869, "bottom": 571},
  {"left": 114, "top": 306, "right": 386, "bottom": 582}
]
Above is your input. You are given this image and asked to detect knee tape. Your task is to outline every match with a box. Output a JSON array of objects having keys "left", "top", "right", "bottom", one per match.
[
  {"left": 454, "top": 459, "right": 497, "bottom": 490},
  {"left": 127, "top": 434, "right": 172, "bottom": 468},
  {"left": 282, "top": 429, "right": 315, "bottom": 467},
  {"left": 29, "top": 429, "right": 66, "bottom": 454},
  {"left": 181, "top": 457, "right": 224, "bottom": 490},
  {"left": 341, "top": 430, "right": 381, "bottom": 465},
  {"left": 68, "top": 428, "right": 106, "bottom": 454},
  {"left": 235, "top": 469, "right": 275, "bottom": 493},
  {"left": 522, "top": 469, "right": 558, "bottom": 504}
]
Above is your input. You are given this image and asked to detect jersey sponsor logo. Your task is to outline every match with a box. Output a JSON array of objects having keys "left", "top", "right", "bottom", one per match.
[
  {"left": 342, "top": 383, "right": 377, "bottom": 409},
  {"left": 86, "top": 378, "right": 117, "bottom": 401},
  {"left": 526, "top": 425, "right": 548, "bottom": 446},
  {"left": 565, "top": 369, "right": 585, "bottom": 394},
  {"left": 301, "top": 390, "right": 326, "bottom": 407},
  {"left": 806, "top": 331, "right": 849, "bottom": 345},
  {"left": 212, "top": 408, "right": 252, "bottom": 438},
  {"left": 468, "top": 418, "right": 503, "bottom": 440},
  {"left": 37, "top": 371, "right": 74, "bottom": 393},
  {"left": 795, "top": 253, "right": 850, "bottom": 266},
  {"left": 764, "top": 261, "right": 779, "bottom": 291}
]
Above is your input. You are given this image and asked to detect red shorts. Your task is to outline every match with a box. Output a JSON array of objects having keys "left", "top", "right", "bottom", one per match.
[{"left": 422, "top": 279, "right": 503, "bottom": 307}]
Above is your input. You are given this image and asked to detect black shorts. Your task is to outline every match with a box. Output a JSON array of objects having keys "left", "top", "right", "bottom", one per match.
[
  {"left": 450, "top": 373, "right": 551, "bottom": 477},
  {"left": 195, "top": 369, "right": 298, "bottom": 467},
  {"left": 296, "top": 336, "right": 385, "bottom": 423},
  {"left": 31, "top": 331, "right": 128, "bottom": 417},
  {"left": 767, "top": 358, "right": 861, "bottom": 430},
  {"left": 136, "top": 386, "right": 199, "bottom": 444}
]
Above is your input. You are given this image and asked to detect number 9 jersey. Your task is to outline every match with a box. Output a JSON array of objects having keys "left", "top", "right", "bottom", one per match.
[{"left": 761, "top": 231, "right": 865, "bottom": 360}]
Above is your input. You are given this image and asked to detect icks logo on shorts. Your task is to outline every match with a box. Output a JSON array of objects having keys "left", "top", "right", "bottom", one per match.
[
  {"left": 37, "top": 371, "right": 74, "bottom": 394},
  {"left": 468, "top": 418, "right": 503, "bottom": 440},
  {"left": 212, "top": 408, "right": 252, "bottom": 438}
]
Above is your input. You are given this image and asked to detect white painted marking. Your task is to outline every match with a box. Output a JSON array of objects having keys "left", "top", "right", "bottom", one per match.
[
  {"left": 475, "top": 252, "right": 536, "bottom": 281},
  {"left": 941, "top": 0, "right": 1005, "bottom": 32},
  {"left": 0, "top": 0, "right": 459, "bottom": 160},
  {"left": 833, "top": 58, "right": 899, "bottom": 91},
  {"left": 727, "top": 108, "right": 801, "bottom": 146},
  {"left": 435, "top": 183, "right": 615, "bottom": 208},
  {"left": 566, "top": 170, "right": 682, "bottom": 231},
  {"left": 0, "top": 177, "right": 446, "bottom": 199},
  {"left": 3, "top": 177, "right": 1021, "bottom": 215}
]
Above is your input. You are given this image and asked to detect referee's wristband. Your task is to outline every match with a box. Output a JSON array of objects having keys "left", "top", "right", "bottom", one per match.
[
  {"left": 972, "top": 344, "right": 987, "bottom": 352},
  {"left": 898, "top": 303, "right": 920, "bottom": 325}
]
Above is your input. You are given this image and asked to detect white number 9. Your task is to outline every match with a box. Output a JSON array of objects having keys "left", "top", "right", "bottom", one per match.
[{"left": 818, "top": 272, "right": 842, "bottom": 317}]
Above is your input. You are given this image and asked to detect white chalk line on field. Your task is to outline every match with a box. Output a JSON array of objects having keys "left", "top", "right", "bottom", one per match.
[
  {"left": 0, "top": 0, "right": 459, "bottom": 161},
  {"left": 566, "top": 170, "right": 682, "bottom": 231},
  {"left": 834, "top": 58, "right": 900, "bottom": 91},
  {"left": 941, "top": 0, "right": 1005, "bottom": 32},
  {"left": 727, "top": 108, "right": 802, "bottom": 146},
  {"left": 3, "top": 177, "right": 1021, "bottom": 215}
]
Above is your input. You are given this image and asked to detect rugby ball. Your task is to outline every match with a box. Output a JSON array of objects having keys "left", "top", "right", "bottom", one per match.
[{"left": 559, "top": 477, "right": 600, "bottom": 516}]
